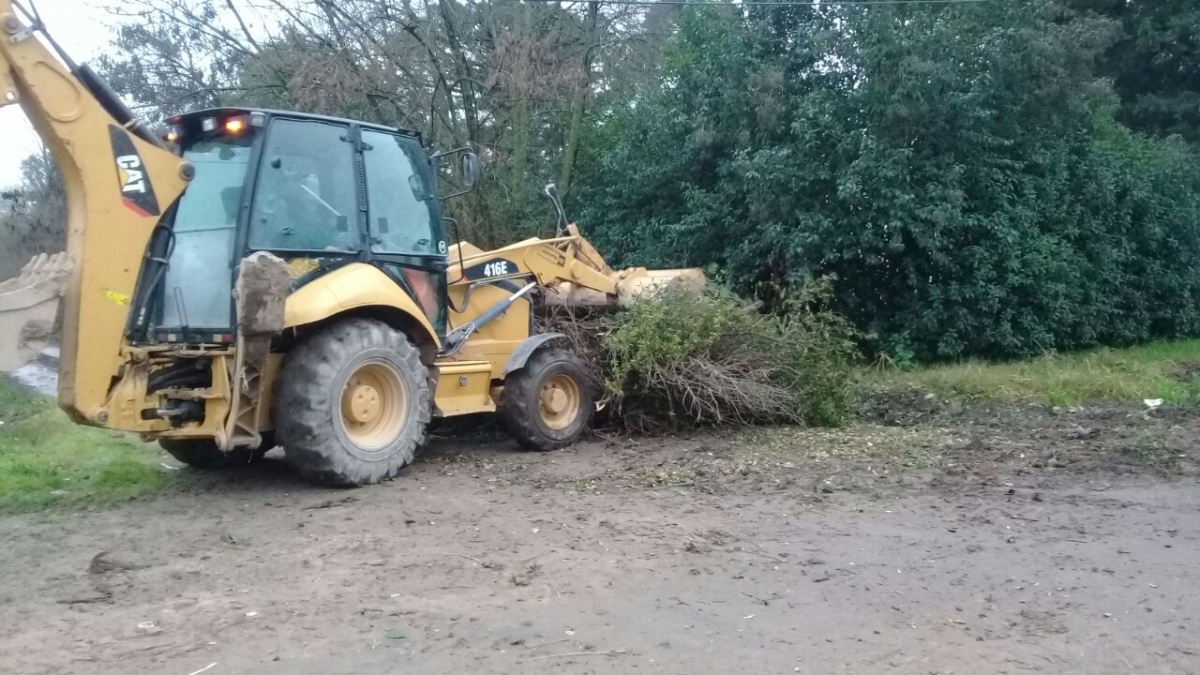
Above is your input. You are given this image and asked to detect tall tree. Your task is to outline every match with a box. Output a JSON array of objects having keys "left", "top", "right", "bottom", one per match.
[
  {"left": 98, "top": 0, "right": 644, "bottom": 245},
  {"left": 557, "top": 0, "right": 599, "bottom": 194},
  {"left": 0, "top": 145, "right": 66, "bottom": 279},
  {"left": 1062, "top": 0, "right": 1200, "bottom": 143},
  {"left": 1108, "top": 0, "right": 1200, "bottom": 142}
]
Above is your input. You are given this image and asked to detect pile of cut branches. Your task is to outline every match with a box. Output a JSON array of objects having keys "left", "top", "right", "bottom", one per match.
[{"left": 540, "top": 280, "right": 856, "bottom": 430}]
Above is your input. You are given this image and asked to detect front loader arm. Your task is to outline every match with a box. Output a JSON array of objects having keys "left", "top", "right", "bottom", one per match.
[
  {"left": 0, "top": 2, "right": 190, "bottom": 423},
  {"left": 447, "top": 224, "right": 703, "bottom": 307},
  {"left": 442, "top": 224, "right": 702, "bottom": 378}
]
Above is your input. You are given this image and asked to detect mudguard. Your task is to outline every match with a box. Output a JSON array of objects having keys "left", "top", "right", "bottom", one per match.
[
  {"left": 284, "top": 263, "right": 440, "bottom": 347},
  {"left": 504, "top": 332, "right": 565, "bottom": 375}
]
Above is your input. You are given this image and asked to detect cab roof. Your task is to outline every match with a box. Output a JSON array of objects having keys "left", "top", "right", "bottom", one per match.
[{"left": 172, "top": 107, "right": 424, "bottom": 144}]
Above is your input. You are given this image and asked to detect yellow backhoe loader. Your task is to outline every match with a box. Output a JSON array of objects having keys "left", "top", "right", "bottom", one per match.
[{"left": 0, "top": 0, "right": 701, "bottom": 484}]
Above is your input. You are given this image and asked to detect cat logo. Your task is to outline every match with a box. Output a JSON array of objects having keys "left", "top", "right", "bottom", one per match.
[
  {"left": 108, "top": 125, "right": 161, "bottom": 217},
  {"left": 116, "top": 155, "right": 146, "bottom": 194}
]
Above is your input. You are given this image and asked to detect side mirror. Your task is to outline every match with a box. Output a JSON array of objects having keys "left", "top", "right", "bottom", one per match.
[
  {"left": 459, "top": 152, "right": 480, "bottom": 189},
  {"left": 431, "top": 146, "right": 481, "bottom": 199},
  {"left": 544, "top": 183, "right": 569, "bottom": 237}
]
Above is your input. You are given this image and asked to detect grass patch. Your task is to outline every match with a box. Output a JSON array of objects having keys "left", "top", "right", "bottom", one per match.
[
  {"left": 873, "top": 339, "right": 1200, "bottom": 405},
  {"left": 0, "top": 376, "right": 167, "bottom": 513}
]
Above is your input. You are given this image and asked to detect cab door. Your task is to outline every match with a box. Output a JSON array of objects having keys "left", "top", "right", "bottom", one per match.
[{"left": 360, "top": 129, "right": 448, "bottom": 333}]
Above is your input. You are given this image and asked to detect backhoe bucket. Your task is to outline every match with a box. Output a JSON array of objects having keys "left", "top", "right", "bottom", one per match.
[{"left": 0, "top": 252, "right": 72, "bottom": 372}]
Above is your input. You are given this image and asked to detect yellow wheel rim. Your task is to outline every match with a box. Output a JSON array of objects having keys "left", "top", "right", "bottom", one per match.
[
  {"left": 340, "top": 360, "right": 409, "bottom": 450},
  {"left": 539, "top": 373, "right": 582, "bottom": 431}
]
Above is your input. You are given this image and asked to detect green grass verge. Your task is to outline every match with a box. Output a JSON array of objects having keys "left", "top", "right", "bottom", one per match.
[
  {"left": 0, "top": 376, "right": 168, "bottom": 513},
  {"left": 873, "top": 339, "right": 1200, "bottom": 406}
]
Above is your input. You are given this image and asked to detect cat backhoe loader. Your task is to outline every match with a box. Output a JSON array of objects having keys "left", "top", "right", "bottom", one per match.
[{"left": 0, "top": 0, "right": 701, "bottom": 484}]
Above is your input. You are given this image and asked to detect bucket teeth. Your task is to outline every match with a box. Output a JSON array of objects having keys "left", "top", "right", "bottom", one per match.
[{"left": 0, "top": 252, "right": 72, "bottom": 372}]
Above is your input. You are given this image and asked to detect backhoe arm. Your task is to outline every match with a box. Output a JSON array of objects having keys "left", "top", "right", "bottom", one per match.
[{"left": 0, "top": 1, "right": 190, "bottom": 423}]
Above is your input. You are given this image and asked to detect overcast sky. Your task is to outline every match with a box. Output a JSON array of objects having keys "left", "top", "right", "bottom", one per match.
[{"left": 1, "top": 0, "right": 110, "bottom": 188}]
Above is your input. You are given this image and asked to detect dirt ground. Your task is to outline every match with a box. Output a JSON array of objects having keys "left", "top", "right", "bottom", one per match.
[{"left": 1, "top": 398, "right": 1198, "bottom": 675}]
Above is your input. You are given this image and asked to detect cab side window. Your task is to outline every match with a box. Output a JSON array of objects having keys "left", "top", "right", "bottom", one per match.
[{"left": 362, "top": 130, "right": 439, "bottom": 256}]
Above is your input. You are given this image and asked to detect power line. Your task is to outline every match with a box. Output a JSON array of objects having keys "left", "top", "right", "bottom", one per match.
[{"left": 520, "top": 0, "right": 989, "bottom": 6}]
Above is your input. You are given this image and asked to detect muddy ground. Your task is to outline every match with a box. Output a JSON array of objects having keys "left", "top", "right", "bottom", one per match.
[{"left": 1, "top": 397, "right": 1198, "bottom": 675}]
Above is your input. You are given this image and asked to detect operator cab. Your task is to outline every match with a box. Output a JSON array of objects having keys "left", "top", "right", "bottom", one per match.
[{"left": 142, "top": 108, "right": 450, "bottom": 344}]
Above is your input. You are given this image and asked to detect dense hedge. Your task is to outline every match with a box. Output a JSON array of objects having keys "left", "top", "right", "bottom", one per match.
[{"left": 571, "top": 1, "right": 1200, "bottom": 360}]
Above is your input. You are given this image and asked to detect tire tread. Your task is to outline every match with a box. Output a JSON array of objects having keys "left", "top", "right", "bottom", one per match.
[
  {"left": 275, "top": 318, "right": 431, "bottom": 485},
  {"left": 502, "top": 347, "right": 593, "bottom": 452}
]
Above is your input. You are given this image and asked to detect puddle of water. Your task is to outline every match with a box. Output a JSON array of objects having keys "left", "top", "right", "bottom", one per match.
[{"left": 11, "top": 347, "right": 58, "bottom": 397}]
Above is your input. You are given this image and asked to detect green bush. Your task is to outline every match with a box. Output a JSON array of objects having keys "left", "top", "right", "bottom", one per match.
[{"left": 596, "top": 280, "right": 857, "bottom": 427}]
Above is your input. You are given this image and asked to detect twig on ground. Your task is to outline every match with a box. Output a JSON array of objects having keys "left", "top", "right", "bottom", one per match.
[
  {"left": 738, "top": 548, "right": 785, "bottom": 563},
  {"left": 999, "top": 510, "right": 1040, "bottom": 522},
  {"left": 519, "top": 649, "right": 629, "bottom": 663},
  {"left": 631, "top": 481, "right": 695, "bottom": 490},
  {"left": 436, "top": 552, "right": 482, "bottom": 564},
  {"left": 56, "top": 593, "right": 112, "bottom": 605},
  {"left": 303, "top": 496, "right": 358, "bottom": 510},
  {"left": 525, "top": 638, "right": 570, "bottom": 650}
]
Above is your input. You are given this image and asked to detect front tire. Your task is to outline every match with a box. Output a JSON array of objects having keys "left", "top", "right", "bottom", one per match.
[
  {"left": 502, "top": 347, "right": 594, "bottom": 451},
  {"left": 275, "top": 318, "right": 431, "bottom": 486}
]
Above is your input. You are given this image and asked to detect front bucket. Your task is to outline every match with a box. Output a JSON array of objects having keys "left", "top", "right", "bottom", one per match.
[
  {"left": 0, "top": 252, "right": 72, "bottom": 372},
  {"left": 544, "top": 267, "right": 706, "bottom": 307}
]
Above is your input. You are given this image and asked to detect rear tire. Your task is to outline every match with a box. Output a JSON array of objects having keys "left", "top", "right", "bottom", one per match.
[
  {"left": 158, "top": 434, "right": 272, "bottom": 469},
  {"left": 275, "top": 318, "right": 431, "bottom": 486},
  {"left": 502, "top": 348, "right": 593, "bottom": 451}
]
